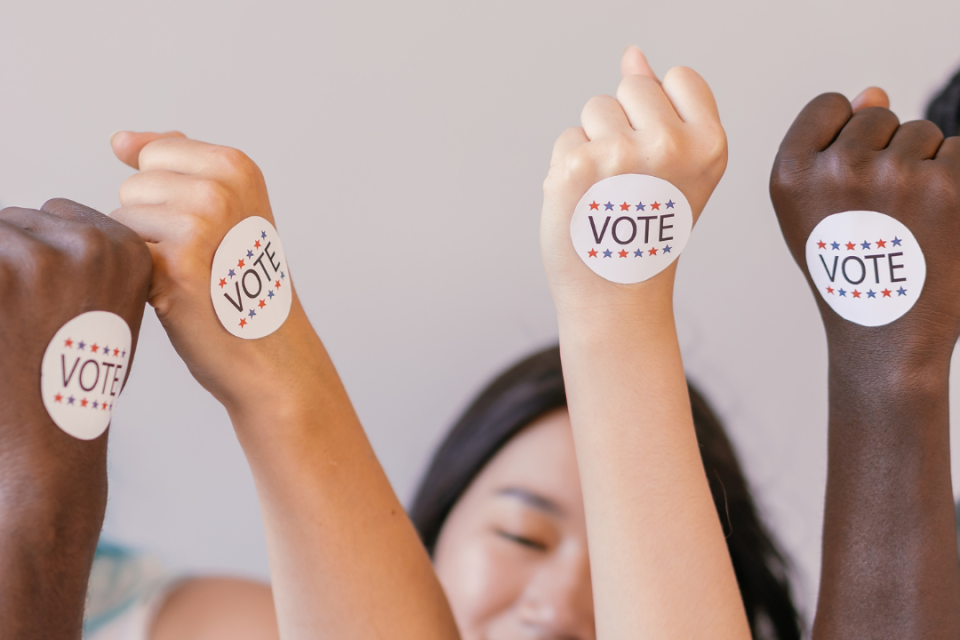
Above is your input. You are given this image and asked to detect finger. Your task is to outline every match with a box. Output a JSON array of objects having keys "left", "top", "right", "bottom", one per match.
[
  {"left": 118, "top": 171, "right": 208, "bottom": 207},
  {"left": 833, "top": 106, "right": 900, "bottom": 151},
  {"left": 137, "top": 137, "right": 249, "bottom": 179},
  {"left": 0, "top": 206, "right": 76, "bottom": 235},
  {"left": 934, "top": 136, "right": 960, "bottom": 167},
  {"left": 110, "top": 204, "right": 187, "bottom": 244},
  {"left": 621, "top": 46, "right": 658, "bottom": 82},
  {"left": 581, "top": 95, "right": 632, "bottom": 140},
  {"left": 551, "top": 127, "right": 589, "bottom": 166},
  {"left": 111, "top": 131, "right": 186, "bottom": 170},
  {"left": 851, "top": 86, "right": 890, "bottom": 113},
  {"left": 616, "top": 74, "right": 681, "bottom": 131},
  {"left": 777, "top": 93, "right": 852, "bottom": 162},
  {"left": 660, "top": 66, "right": 720, "bottom": 125},
  {"left": 885, "top": 120, "right": 944, "bottom": 160}
]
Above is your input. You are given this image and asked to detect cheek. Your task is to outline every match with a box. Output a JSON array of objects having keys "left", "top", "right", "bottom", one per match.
[{"left": 434, "top": 531, "right": 530, "bottom": 636}]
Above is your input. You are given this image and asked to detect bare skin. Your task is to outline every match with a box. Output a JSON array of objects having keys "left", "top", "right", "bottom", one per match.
[
  {"left": 541, "top": 47, "right": 749, "bottom": 639},
  {"left": 0, "top": 199, "right": 151, "bottom": 639},
  {"left": 771, "top": 90, "right": 960, "bottom": 639}
]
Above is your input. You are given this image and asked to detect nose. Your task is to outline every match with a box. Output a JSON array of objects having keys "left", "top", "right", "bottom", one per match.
[{"left": 515, "top": 546, "right": 594, "bottom": 639}]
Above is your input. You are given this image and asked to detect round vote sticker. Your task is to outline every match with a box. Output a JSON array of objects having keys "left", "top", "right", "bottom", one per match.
[
  {"left": 211, "top": 216, "right": 292, "bottom": 339},
  {"left": 805, "top": 211, "right": 926, "bottom": 327},
  {"left": 570, "top": 174, "right": 692, "bottom": 284},
  {"left": 40, "top": 311, "right": 132, "bottom": 440}
]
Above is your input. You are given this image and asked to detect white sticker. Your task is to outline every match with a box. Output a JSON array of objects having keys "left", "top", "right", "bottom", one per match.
[
  {"left": 40, "top": 311, "right": 132, "bottom": 440},
  {"left": 210, "top": 216, "right": 292, "bottom": 339},
  {"left": 805, "top": 211, "right": 926, "bottom": 327},
  {"left": 570, "top": 174, "right": 692, "bottom": 284}
]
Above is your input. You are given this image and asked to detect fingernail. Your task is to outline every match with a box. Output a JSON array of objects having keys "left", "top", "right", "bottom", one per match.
[
  {"left": 109, "top": 131, "right": 122, "bottom": 145},
  {"left": 623, "top": 45, "right": 639, "bottom": 55}
]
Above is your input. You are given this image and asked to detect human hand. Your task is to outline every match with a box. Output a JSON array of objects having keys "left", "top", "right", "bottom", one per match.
[
  {"left": 541, "top": 46, "right": 726, "bottom": 314},
  {"left": 770, "top": 89, "right": 960, "bottom": 364},
  {"left": 111, "top": 132, "right": 306, "bottom": 410},
  {"left": 0, "top": 198, "right": 151, "bottom": 638}
]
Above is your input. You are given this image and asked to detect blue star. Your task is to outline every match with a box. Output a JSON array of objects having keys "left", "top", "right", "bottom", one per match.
[
  {"left": 897, "top": 287, "right": 907, "bottom": 296},
  {"left": 604, "top": 202, "right": 614, "bottom": 211},
  {"left": 280, "top": 271, "right": 286, "bottom": 279},
  {"left": 103, "top": 346, "right": 110, "bottom": 354},
  {"left": 861, "top": 240, "right": 871, "bottom": 250},
  {"left": 892, "top": 236, "right": 902, "bottom": 246},
  {"left": 246, "top": 249, "right": 254, "bottom": 259},
  {"left": 665, "top": 200, "right": 675, "bottom": 209},
  {"left": 634, "top": 249, "right": 643, "bottom": 257},
  {"left": 838, "top": 289, "right": 847, "bottom": 297},
  {"left": 92, "top": 401, "right": 99, "bottom": 409},
  {"left": 121, "top": 351, "right": 126, "bottom": 357},
  {"left": 228, "top": 269, "right": 236, "bottom": 278},
  {"left": 67, "top": 396, "right": 75, "bottom": 405},
  {"left": 635, "top": 202, "right": 645, "bottom": 211},
  {"left": 603, "top": 249, "right": 613, "bottom": 257},
  {"left": 663, "top": 245, "right": 672, "bottom": 253},
  {"left": 248, "top": 309, "right": 257, "bottom": 318},
  {"left": 78, "top": 341, "right": 86, "bottom": 350},
  {"left": 261, "top": 231, "right": 267, "bottom": 239},
  {"left": 831, "top": 241, "right": 840, "bottom": 250},
  {"left": 268, "top": 290, "right": 275, "bottom": 299},
  {"left": 867, "top": 289, "right": 876, "bottom": 298}
]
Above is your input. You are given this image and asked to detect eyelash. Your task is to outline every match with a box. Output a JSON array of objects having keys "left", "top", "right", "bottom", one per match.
[{"left": 495, "top": 529, "right": 548, "bottom": 552}]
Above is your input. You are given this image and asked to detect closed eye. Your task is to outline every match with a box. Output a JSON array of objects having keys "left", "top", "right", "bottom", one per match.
[{"left": 495, "top": 529, "right": 548, "bottom": 551}]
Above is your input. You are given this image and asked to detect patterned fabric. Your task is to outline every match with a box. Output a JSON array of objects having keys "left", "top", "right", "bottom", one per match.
[{"left": 83, "top": 542, "right": 182, "bottom": 640}]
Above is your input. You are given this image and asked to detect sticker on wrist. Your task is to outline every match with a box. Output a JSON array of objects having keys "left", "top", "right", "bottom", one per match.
[
  {"left": 41, "top": 311, "right": 132, "bottom": 440},
  {"left": 211, "top": 216, "right": 292, "bottom": 339},
  {"left": 805, "top": 211, "right": 926, "bottom": 327},
  {"left": 570, "top": 174, "right": 692, "bottom": 284}
]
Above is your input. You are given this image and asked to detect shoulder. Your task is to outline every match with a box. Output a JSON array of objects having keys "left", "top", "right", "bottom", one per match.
[{"left": 150, "top": 577, "right": 278, "bottom": 640}]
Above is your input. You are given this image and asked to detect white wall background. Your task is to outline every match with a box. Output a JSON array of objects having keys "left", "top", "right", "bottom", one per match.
[{"left": 2, "top": 0, "right": 960, "bottom": 625}]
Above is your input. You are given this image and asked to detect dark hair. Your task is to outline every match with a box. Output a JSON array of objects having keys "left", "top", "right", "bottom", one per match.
[
  {"left": 927, "top": 67, "right": 960, "bottom": 137},
  {"left": 410, "top": 345, "right": 802, "bottom": 640}
]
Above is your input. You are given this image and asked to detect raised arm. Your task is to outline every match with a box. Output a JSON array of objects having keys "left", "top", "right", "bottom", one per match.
[
  {"left": 770, "top": 91, "right": 960, "bottom": 638},
  {"left": 0, "top": 199, "right": 151, "bottom": 638},
  {"left": 540, "top": 47, "right": 750, "bottom": 639},
  {"left": 109, "top": 133, "right": 459, "bottom": 639}
]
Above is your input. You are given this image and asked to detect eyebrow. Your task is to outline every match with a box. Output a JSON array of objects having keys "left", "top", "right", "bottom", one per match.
[{"left": 495, "top": 487, "right": 564, "bottom": 517}]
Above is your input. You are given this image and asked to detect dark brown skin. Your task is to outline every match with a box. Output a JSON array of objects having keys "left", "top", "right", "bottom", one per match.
[
  {"left": 0, "top": 199, "right": 151, "bottom": 639},
  {"left": 771, "top": 93, "right": 960, "bottom": 639}
]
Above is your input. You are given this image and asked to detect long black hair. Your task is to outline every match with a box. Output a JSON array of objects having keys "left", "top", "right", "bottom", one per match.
[
  {"left": 927, "top": 67, "right": 960, "bottom": 137},
  {"left": 410, "top": 345, "right": 802, "bottom": 640}
]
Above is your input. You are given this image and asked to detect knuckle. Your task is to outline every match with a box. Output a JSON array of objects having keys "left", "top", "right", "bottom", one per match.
[
  {"left": 562, "top": 145, "right": 598, "bottom": 183},
  {"left": 212, "top": 146, "right": 261, "bottom": 183},
  {"left": 194, "top": 179, "right": 235, "bottom": 216}
]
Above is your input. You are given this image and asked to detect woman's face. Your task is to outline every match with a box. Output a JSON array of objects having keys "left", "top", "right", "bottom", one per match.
[{"left": 433, "top": 409, "right": 594, "bottom": 640}]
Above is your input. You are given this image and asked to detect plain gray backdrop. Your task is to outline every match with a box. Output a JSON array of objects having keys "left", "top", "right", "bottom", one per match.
[{"left": 3, "top": 0, "right": 960, "bottom": 625}]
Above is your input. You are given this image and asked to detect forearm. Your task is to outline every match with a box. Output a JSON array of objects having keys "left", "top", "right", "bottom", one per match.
[
  {"left": 225, "top": 310, "right": 458, "bottom": 640},
  {"left": 815, "top": 347, "right": 960, "bottom": 639},
  {"left": 557, "top": 278, "right": 749, "bottom": 640}
]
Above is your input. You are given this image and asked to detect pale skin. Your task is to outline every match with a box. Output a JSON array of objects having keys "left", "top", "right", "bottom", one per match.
[
  {"left": 109, "top": 133, "right": 459, "bottom": 640},
  {"left": 540, "top": 45, "right": 749, "bottom": 640}
]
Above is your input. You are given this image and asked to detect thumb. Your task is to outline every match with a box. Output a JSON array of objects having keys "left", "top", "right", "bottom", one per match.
[
  {"left": 111, "top": 131, "right": 186, "bottom": 170},
  {"left": 621, "top": 45, "right": 659, "bottom": 82},
  {"left": 850, "top": 87, "right": 890, "bottom": 113}
]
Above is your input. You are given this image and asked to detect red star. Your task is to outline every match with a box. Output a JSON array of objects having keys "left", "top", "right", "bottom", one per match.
[
  {"left": 90, "top": 343, "right": 99, "bottom": 353},
  {"left": 852, "top": 290, "right": 861, "bottom": 298},
  {"left": 238, "top": 259, "right": 246, "bottom": 268},
  {"left": 113, "top": 348, "right": 120, "bottom": 356},
  {"left": 588, "top": 249, "right": 598, "bottom": 258},
  {"left": 219, "top": 278, "right": 227, "bottom": 288},
  {"left": 817, "top": 240, "right": 826, "bottom": 249},
  {"left": 258, "top": 299, "right": 266, "bottom": 309},
  {"left": 239, "top": 318, "right": 247, "bottom": 328},
  {"left": 54, "top": 393, "right": 63, "bottom": 403},
  {"left": 589, "top": 201, "right": 599, "bottom": 210},
  {"left": 648, "top": 247, "right": 658, "bottom": 256},
  {"left": 64, "top": 338, "right": 73, "bottom": 348},
  {"left": 618, "top": 249, "right": 628, "bottom": 257},
  {"left": 882, "top": 289, "right": 892, "bottom": 297},
  {"left": 826, "top": 286, "right": 834, "bottom": 294},
  {"left": 254, "top": 240, "right": 261, "bottom": 249},
  {"left": 275, "top": 280, "right": 282, "bottom": 288},
  {"left": 651, "top": 202, "right": 660, "bottom": 210},
  {"left": 845, "top": 241, "right": 855, "bottom": 250},
  {"left": 876, "top": 239, "right": 886, "bottom": 248},
  {"left": 102, "top": 403, "right": 109, "bottom": 411},
  {"left": 81, "top": 398, "right": 89, "bottom": 407},
  {"left": 620, "top": 202, "right": 630, "bottom": 211}
]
